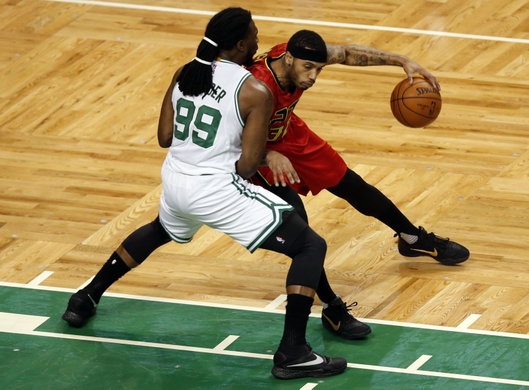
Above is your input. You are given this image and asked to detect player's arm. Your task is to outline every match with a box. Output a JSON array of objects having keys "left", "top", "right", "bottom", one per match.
[
  {"left": 325, "top": 44, "right": 440, "bottom": 90},
  {"left": 236, "top": 76, "right": 274, "bottom": 179},
  {"left": 157, "top": 67, "right": 183, "bottom": 148},
  {"left": 263, "top": 150, "right": 300, "bottom": 187}
]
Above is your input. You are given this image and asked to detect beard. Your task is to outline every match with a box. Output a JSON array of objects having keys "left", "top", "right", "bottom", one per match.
[{"left": 243, "top": 53, "right": 255, "bottom": 67}]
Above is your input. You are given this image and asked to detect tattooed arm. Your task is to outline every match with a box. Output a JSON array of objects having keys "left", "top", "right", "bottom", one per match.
[{"left": 326, "top": 44, "right": 440, "bottom": 90}]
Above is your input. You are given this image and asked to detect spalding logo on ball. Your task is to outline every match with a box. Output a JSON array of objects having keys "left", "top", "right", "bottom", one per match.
[{"left": 390, "top": 77, "right": 442, "bottom": 128}]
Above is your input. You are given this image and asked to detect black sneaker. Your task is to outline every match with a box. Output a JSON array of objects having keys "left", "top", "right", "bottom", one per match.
[
  {"left": 398, "top": 226, "right": 469, "bottom": 265},
  {"left": 62, "top": 291, "right": 97, "bottom": 328},
  {"left": 271, "top": 344, "right": 347, "bottom": 380},
  {"left": 321, "top": 297, "right": 371, "bottom": 340}
]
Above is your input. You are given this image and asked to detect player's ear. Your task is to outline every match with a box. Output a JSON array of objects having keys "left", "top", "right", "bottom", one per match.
[
  {"left": 285, "top": 52, "right": 294, "bottom": 66},
  {"left": 236, "top": 39, "right": 246, "bottom": 52}
]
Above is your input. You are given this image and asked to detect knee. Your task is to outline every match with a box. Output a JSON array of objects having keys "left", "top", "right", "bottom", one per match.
[
  {"left": 306, "top": 229, "right": 327, "bottom": 264},
  {"left": 286, "top": 227, "right": 327, "bottom": 266},
  {"left": 151, "top": 216, "right": 171, "bottom": 244}
]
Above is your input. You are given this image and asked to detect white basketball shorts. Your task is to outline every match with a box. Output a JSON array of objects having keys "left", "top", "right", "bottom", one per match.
[{"left": 158, "top": 162, "right": 293, "bottom": 253}]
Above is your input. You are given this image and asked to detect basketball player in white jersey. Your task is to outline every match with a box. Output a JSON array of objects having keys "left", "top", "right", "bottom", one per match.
[{"left": 62, "top": 8, "right": 369, "bottom": 380}]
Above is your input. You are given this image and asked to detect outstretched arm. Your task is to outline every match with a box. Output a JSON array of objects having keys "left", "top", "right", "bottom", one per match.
[{"left": 326, "top": 44, "right": 440, "bottom": 90}]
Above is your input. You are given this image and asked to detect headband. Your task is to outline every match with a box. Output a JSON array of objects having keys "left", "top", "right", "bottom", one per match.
[
  {"left": 193, "top": 37, "right": 217, "bottom": 66},
  {"left": 203, "top": 37, "right": 218, "bottom": 47},
  {"left": 286, "top": 45, "right": 327, "bottom": 63},
  {"left": 194, "top": 57, "right": 212, "bottom": 66}
]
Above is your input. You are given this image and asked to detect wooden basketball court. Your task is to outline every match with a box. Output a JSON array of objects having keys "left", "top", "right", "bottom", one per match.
[{"left": 1, "top": 1, "right": 529, "bottom": 385}]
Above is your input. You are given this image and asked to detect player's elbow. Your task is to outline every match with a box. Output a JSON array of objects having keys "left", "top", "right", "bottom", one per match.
[
  {"left": 158, "top": 138, "right": 171, "bottom": 148},
  {"left": 157, "top": 131, "right": 172, "bottom": 148},
  {"left": 236, "top": 160, "right": 260, "bottom": 179}
]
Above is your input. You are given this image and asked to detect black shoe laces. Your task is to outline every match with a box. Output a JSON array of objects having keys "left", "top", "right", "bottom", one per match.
[
  {"left": 428, "top": 232, "right": 450, "bottom": 249},
  {"left": 339, "top": 301, "right": 358, "bottom": 314}
]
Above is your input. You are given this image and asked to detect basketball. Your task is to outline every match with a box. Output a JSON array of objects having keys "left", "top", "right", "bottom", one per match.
[{"left": 390, "top": 77, "right": 442, "bottom": 128}]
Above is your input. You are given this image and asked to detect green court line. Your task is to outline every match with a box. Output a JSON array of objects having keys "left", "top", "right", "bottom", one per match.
[{"left": 1, "top": 283, "right": 529, "bottom": 389}]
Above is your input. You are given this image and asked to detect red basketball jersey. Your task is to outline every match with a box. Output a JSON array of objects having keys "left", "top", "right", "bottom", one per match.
[
  {"left": 248, "top": 44, "right": 303, "bottom": 143},
  {"left": 248, "top": 44, "right": 348, "bottom": 196}
]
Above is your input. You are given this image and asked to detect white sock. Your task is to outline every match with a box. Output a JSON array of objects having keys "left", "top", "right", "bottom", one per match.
[
  {"left": 322, "top": 295, "right": 340, "bottom": 309},
  {"left": 400, "top": 232, "right": 418, "bottom": 244}
]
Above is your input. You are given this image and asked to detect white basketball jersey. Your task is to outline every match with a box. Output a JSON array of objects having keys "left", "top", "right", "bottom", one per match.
[{"left": 165, "top": 59, "right": 252, "bottom": 175}]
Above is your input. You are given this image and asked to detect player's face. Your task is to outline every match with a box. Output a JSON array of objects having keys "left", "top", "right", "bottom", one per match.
[
  {"left": 242, "top": 21, "right": 259, "bottom": 67},
  {"left": 289, "top": 58, "right": 325, "bottom": 90}
]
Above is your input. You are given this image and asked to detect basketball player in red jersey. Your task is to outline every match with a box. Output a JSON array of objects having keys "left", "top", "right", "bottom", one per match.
[
  {"left": 247, "top": 30, "right": 469, "bottom": 267},
  {"left": 61, "top": 29, "right": 468, "bottom": 351}
]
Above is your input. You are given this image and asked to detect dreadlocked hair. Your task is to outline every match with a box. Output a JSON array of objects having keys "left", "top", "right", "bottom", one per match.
[
  {"left": 176, "top": 7, "right": 253, "bottom": 97},
  {"left": 287, "top": 29, "right": 327, "bottom": 56}
]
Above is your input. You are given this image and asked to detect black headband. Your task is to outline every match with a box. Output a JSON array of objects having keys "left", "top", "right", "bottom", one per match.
[{"left": 286, "top": 45, "right": 327, "bottom": 63}]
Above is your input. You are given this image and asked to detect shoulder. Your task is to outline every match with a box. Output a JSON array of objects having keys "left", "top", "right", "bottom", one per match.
[
  {"left": 241, "top": 76, "right": 272, "bottom": 101},
  {"left": 252, "top": 43, "right": 288, "bottom": 64},
  {"left": 238, "top": 75, "right": 273, "bottom": 117},
  {"left": 270, "top": 43, "right": 288, "bottom": 56}
]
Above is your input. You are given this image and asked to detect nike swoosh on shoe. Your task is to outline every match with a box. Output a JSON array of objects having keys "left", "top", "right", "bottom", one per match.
[
  {"left": 287, "top": 354, "right": 325, "bottom": 368},
  {"left": 322, "top": 313, "right": 341, "bottom": 331},
  {"left": 410, "top": 248, "right": 438, "bottom": 257},
  {"left": 87, "top": 294, "right": 98, "bottom": 308}
]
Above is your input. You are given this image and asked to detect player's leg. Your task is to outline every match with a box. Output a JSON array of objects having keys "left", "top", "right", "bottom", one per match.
[
  {"left": 327, "top": 169, "right": 469, "bottom": 264},
  {"left": 62, "top": 216, "right": 172, "bottom": 327},
  {"left": 327, "top": 169, "right": 417, "bottom": 233},
  {"left": 259, "top": 212, "right": 347, "bottom": 379},
  {"left": 272, "top": 114, "right": 469, "bottom": 264},
  {"left": 253, "top": 174, "right": 368, "bottom": 338},
  {"left": 63, "top": 164, "right": 202, "bottom": 328},
  {"left": 205, "top": 176, "right": 346, "bottom": 379}
]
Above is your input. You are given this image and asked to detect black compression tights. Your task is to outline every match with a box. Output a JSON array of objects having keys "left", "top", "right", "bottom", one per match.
[
  {"left": 260, "top": 213, "right": 325, "bottom": 290},
  {"left": 263, "top": 188, "right": 337, "bottom": 303},
  {"left": 122, "top": 216, "right": 171, "bottom": 264},
  {"left": 327, "top": 169, "right": 418, "bottom": 235}
]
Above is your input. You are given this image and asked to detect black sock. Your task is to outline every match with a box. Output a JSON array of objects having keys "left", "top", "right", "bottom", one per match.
[
  {"left": 377, "top": 206, "right": 419, "bottom": 235},
  {"left": 316, "top": 270, "right": 337, "bottom": 304},
  {"left": 279, "top": 294, "right": 313, "bottom": 354},
  {"left": 81, "top": 253, "right": 130, "bottom": 303}
]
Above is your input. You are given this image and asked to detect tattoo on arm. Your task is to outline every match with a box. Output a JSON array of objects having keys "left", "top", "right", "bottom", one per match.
[
  {"left": 326, "top": 45, "right": 346, "bottom": 65},
  {"left": 327, "top": 44, "right": 404, "bottom": 66}
]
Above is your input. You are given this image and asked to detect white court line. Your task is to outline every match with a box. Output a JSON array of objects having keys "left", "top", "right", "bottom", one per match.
[
  {"left": 457, "top": 314, "right": 482, "bottom": 330},
  {"left": 346, "top": 361, "right": 529, "bottom": 387},
  {"left": 3, "top": 281, "right": 529, "bottom": 341},
  {"left": 213, "top": 335, "right": 239, "bottom": 351},
  {"left": 27, "top": 271, "right": 54, "bottom": 286},
  {"left": 1, "top": 318, "right": 527, "bottom": 387},
  {"left": 78, "top": 275, "right": 94, "bottom": 290},
  {"left": 265, "top": 294, "right": 287, "bottom": 310},
  {"left": 47, "top": 0, "right": 529, "bottom": 45},
  {"left": 407, "top": 354, "right": 432, "bottom": 371},
  {"left": 300, "top": 384, "right": 319, "bottom": 390},
  {"left": 0, "top": 312, "right": 49, "bottom": 332}
]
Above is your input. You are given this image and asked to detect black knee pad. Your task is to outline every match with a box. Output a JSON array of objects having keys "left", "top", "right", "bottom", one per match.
[
  {"left": 259, "top": 211, "right": 327, "bottom": 289},
  {"left": 121, "top": 216, "right": 171, "bottom": 264},
  {"left": 285, "top": 226, "right": 326, "bottom": 289}
]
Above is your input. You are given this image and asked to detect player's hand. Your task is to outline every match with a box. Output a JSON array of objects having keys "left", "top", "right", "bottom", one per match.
[
  {"left": 265, "top": 150, "right": 300, "bottom": 187},
  {"left": 402, "top": 59, "right": 441, "bottom": 91}
]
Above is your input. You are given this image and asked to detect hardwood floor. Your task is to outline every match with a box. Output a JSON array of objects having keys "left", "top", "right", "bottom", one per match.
[{"left": 1, "top": 0, "right": 528, "bottom": 334}]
